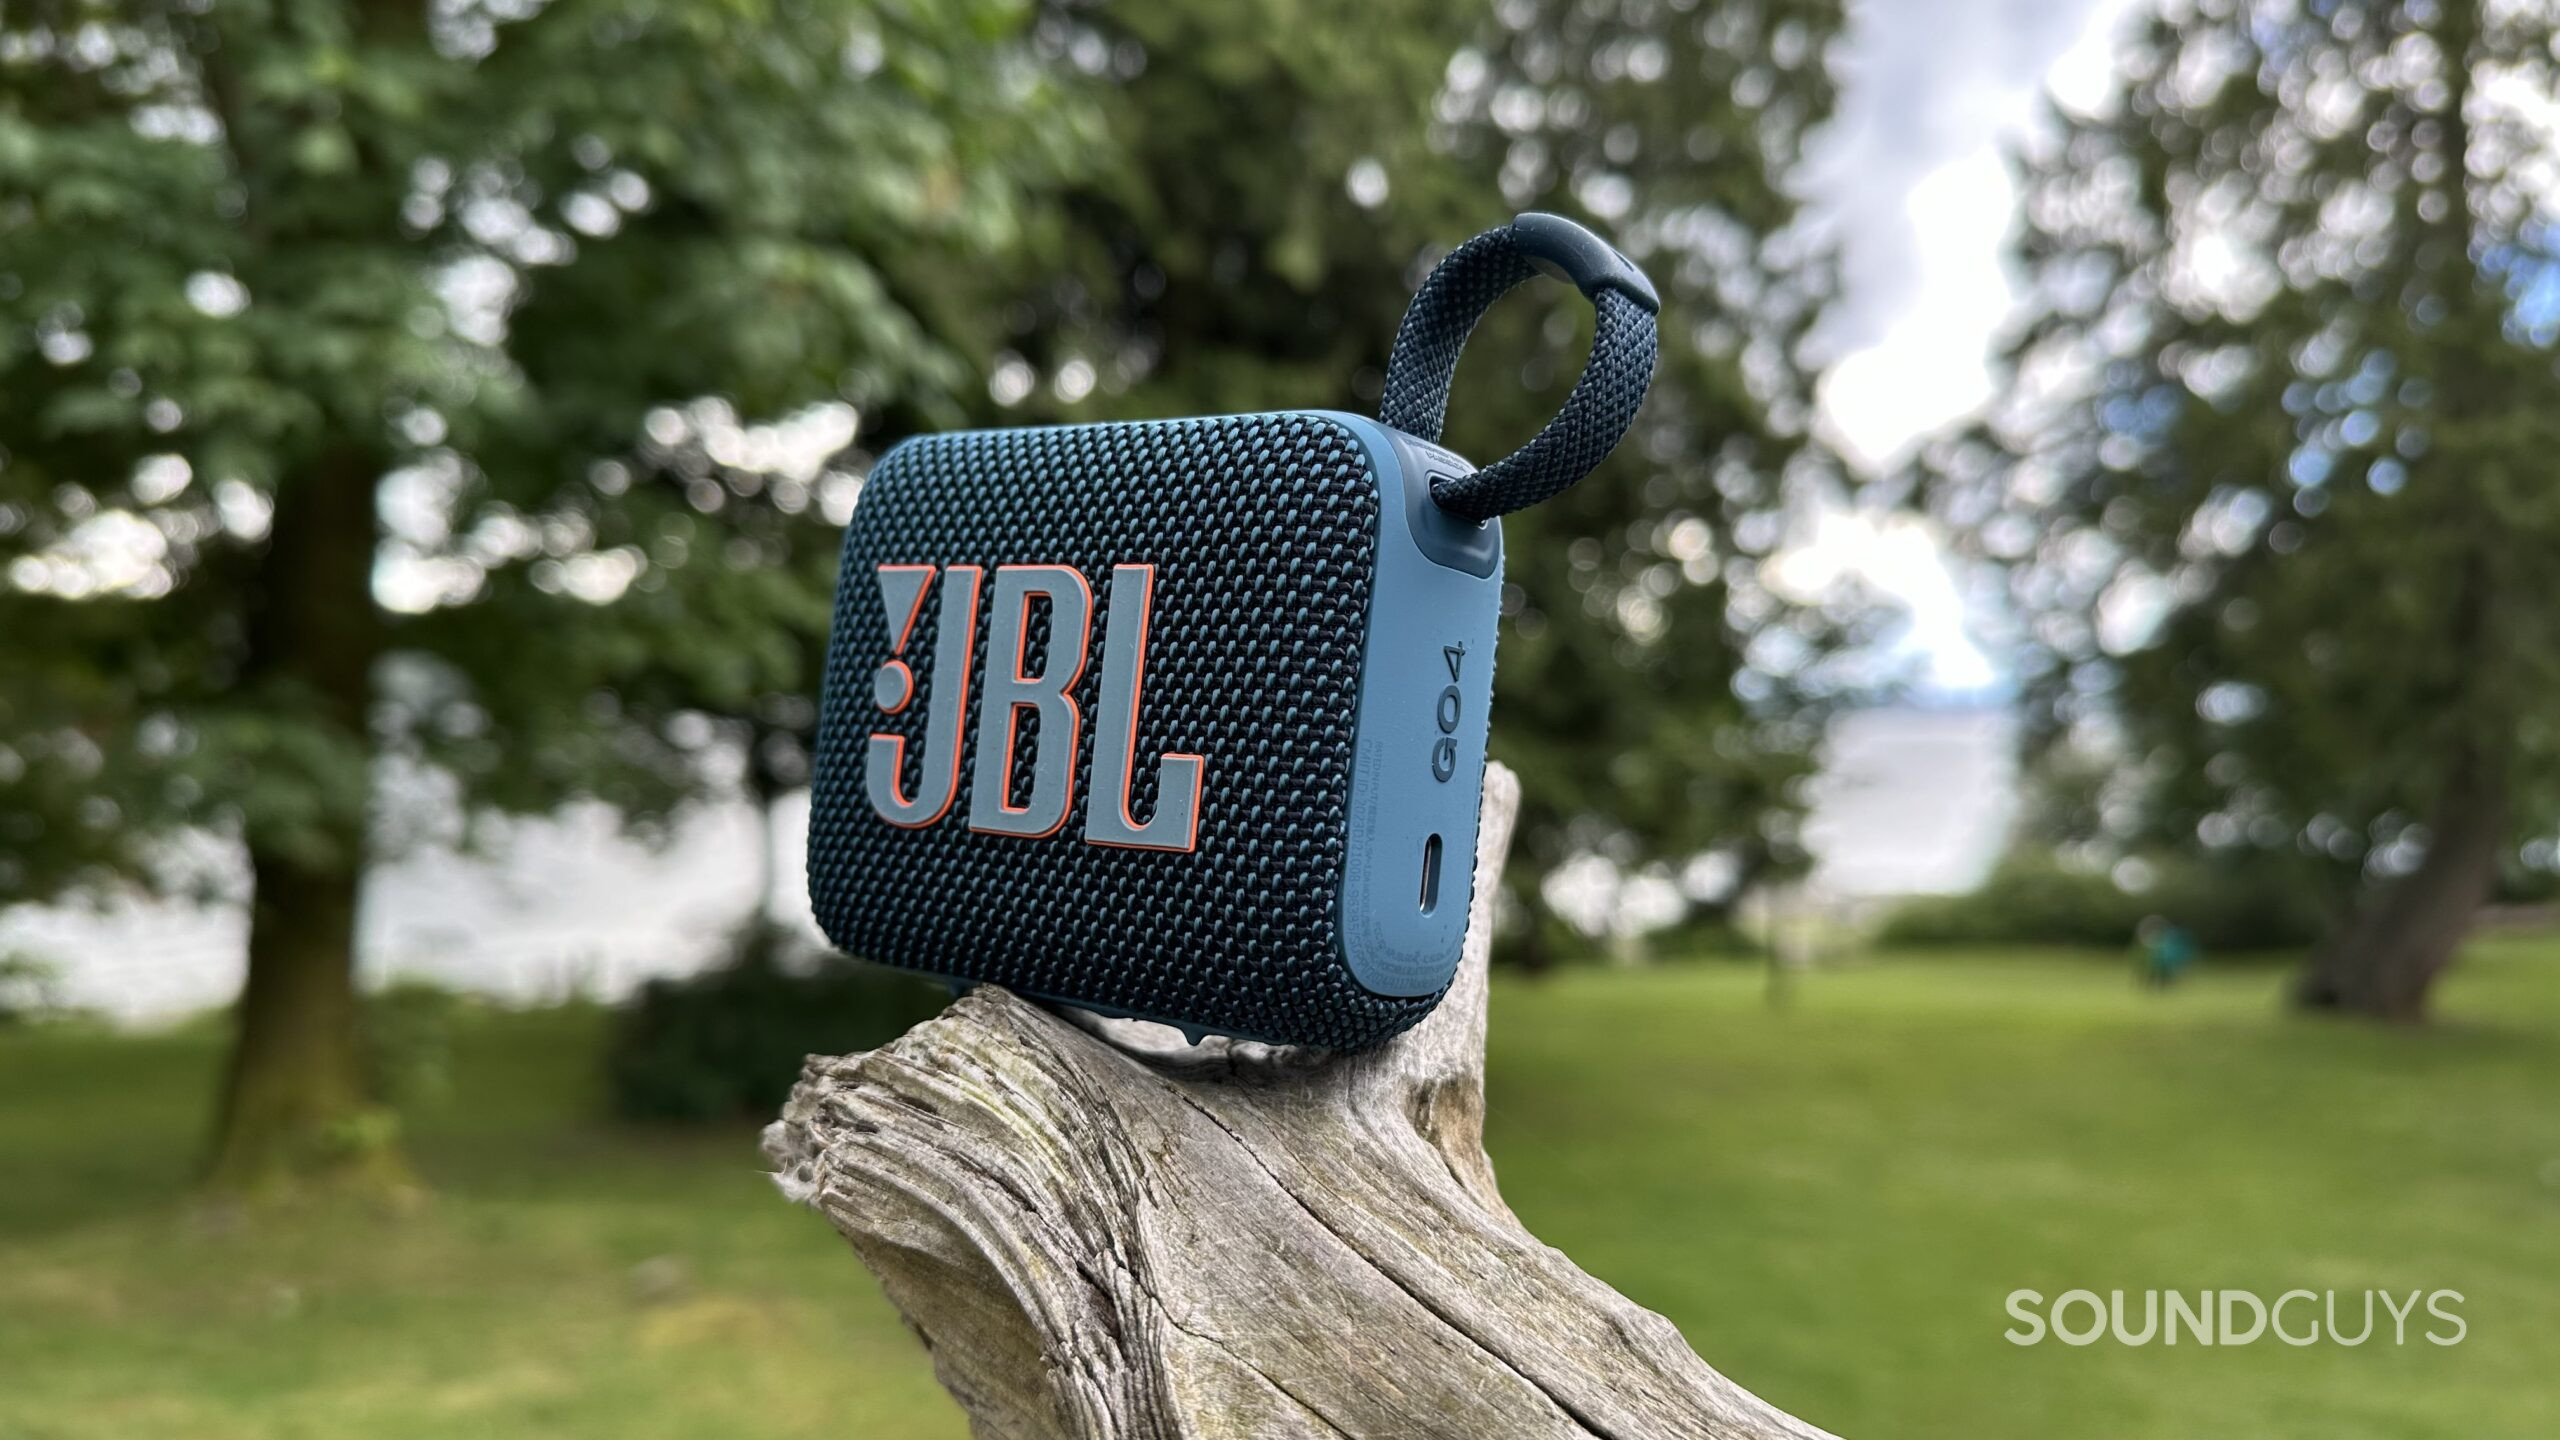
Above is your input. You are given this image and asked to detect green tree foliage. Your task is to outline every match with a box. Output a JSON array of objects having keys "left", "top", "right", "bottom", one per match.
[
  {"left": 1934, "top": 0, "right": 2560, "bottom": 1017},
  {"left": 0, "top": 0, "right": 1088, "bottom": 1191},
  {"left": 3, "top": 0, "right": 1856, "bottom": 1197},
  {"left": 1003, "top": 0, "right": 1851, "bottom": 960}
]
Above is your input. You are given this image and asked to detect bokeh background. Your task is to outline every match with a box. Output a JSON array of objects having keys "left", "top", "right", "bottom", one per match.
[{"left": 5, "top": 1, "right": 2558, "bottom": 1436}]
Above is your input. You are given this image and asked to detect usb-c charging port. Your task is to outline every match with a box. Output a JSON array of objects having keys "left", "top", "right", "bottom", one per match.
[{"left": 1419, "top": 833, "right": 1443, "bottom": 913}]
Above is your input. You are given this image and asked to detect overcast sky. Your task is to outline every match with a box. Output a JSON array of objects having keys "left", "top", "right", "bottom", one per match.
[
  {"left": 1808, "top": 0, "right": 2133, "bottom": 466},
  {"left": 1778, "top": 0, "right": 2137, "bottom": 696}
]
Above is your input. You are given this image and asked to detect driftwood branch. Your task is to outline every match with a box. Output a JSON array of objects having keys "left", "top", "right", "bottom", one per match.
[{"left": 764, "top": 765, "right": 1840, "bottom": 1439}]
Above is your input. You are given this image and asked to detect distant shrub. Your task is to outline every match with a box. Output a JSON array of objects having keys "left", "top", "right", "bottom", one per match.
[
  {"left": 605, "top": 925, "right": 951, "bottom": 1123},
  {"left": 0, "top": 950, "right": 61, "bottom": 1026},
  {"left": 2138, "top": 856, "right": 2337, "bottom": 954},
  {"left": 1879, "top": 852, "right": 2331, "bottom": 955},
  {"left": 2494, "top": 855, "right": 2560, "bottom": 905},
  {"left": 1491, "top": 898, "right": 1609, "bottom": 972},
  {"left": 361, "top": 977, "right": 471, "bottom": 1107},
  {"left": 1643, "top": 911, "right": 1760, "bottom": 962},
  {"left": 1880, "top": 856, "right": 2147, "bottom": 950}
]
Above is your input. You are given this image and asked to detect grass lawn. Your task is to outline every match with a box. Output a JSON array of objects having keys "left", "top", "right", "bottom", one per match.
[
  {"left": 4, "top": 940, "right": 2557, "bottom": 1438},
  {"left": 1488, "top": 941, "right": 2560, "bottom": 1439}
]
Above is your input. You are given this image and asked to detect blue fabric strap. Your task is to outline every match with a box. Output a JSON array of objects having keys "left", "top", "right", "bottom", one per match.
[{"left": 1379, "top": 213, "right": 1660, "bottom": 522}]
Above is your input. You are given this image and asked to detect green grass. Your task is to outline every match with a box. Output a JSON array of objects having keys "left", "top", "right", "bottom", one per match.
[
  {"left": 5, "top": 941, "right": 2558, "bottom": 1438},
  {"left": 1486, "top": 941, "right": 2560, "bottom": 1438},
  {"left": 0, "top": 1007, "right": 961, "bottom": 1440}
]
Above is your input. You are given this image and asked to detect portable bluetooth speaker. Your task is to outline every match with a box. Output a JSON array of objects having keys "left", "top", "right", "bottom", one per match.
[{"left": 806, "top": 213, "right": 1659, "bottom": 1048}]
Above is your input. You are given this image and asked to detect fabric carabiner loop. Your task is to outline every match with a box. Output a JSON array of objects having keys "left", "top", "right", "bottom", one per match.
[{"left": 1378, "top": 212, "right": 1661, "bottom": 523}]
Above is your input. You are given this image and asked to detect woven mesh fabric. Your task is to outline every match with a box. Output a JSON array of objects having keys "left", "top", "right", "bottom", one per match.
[
  {"left": 807, "top": 412, "right": 1447, "bottom": 1050},
  {"left": 1379, "top": 225, "right": 1659, "bottom": 522},
  {"left": 1379, "top": 229, "right": 1541, "bottom": 444}
]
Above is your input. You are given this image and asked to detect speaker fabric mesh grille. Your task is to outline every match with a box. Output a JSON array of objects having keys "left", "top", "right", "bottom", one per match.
[{"left": 807, "top": 412, "right": 1445, "bottom": 1049}]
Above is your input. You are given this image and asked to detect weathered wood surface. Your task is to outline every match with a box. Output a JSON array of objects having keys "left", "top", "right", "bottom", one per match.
[{"left": 763, "top": 764, "right": 1840, "bottom": 1439}]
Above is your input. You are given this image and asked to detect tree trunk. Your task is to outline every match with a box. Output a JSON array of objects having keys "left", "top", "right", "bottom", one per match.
[
  {"left": 2292, "top": 0, "right": 2512, "bottom": 1027},
  {"left": 207, "top": 447, "right": 403, "bottom": 1195},
  {"left": 208, "top": 846, "right": 401, "bottom": 1192},
  {"left": 2293, "top": 754, "right": 2508, "bottom": 1023},
  {"left": 764, "top": 765, "right": 1840, "bottom": 1439}
]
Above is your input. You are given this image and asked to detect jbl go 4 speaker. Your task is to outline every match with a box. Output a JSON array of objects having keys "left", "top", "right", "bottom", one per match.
[{"left": 807, "top": 213, "right": 1659, "bottom": 1048}]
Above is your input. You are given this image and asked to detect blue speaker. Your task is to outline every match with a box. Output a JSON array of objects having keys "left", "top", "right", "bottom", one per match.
[{"left": 806, "top": 214, "right": 1659, "bottom": 1048}]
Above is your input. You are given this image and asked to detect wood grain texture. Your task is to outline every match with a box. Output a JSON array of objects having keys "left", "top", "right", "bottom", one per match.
[{"left": 764, "top": 764, "right": 1840, "bottom": 1439}]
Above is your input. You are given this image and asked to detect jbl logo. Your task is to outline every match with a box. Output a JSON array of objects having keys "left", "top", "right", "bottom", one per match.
[{"left": 866, "top": 562, "right": 1205, "bottom": 852}]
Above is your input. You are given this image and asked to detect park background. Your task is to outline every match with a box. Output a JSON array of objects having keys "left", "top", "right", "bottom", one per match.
[{"left": 5, "top": 1, "right": 2559, "bottom": 1437}]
